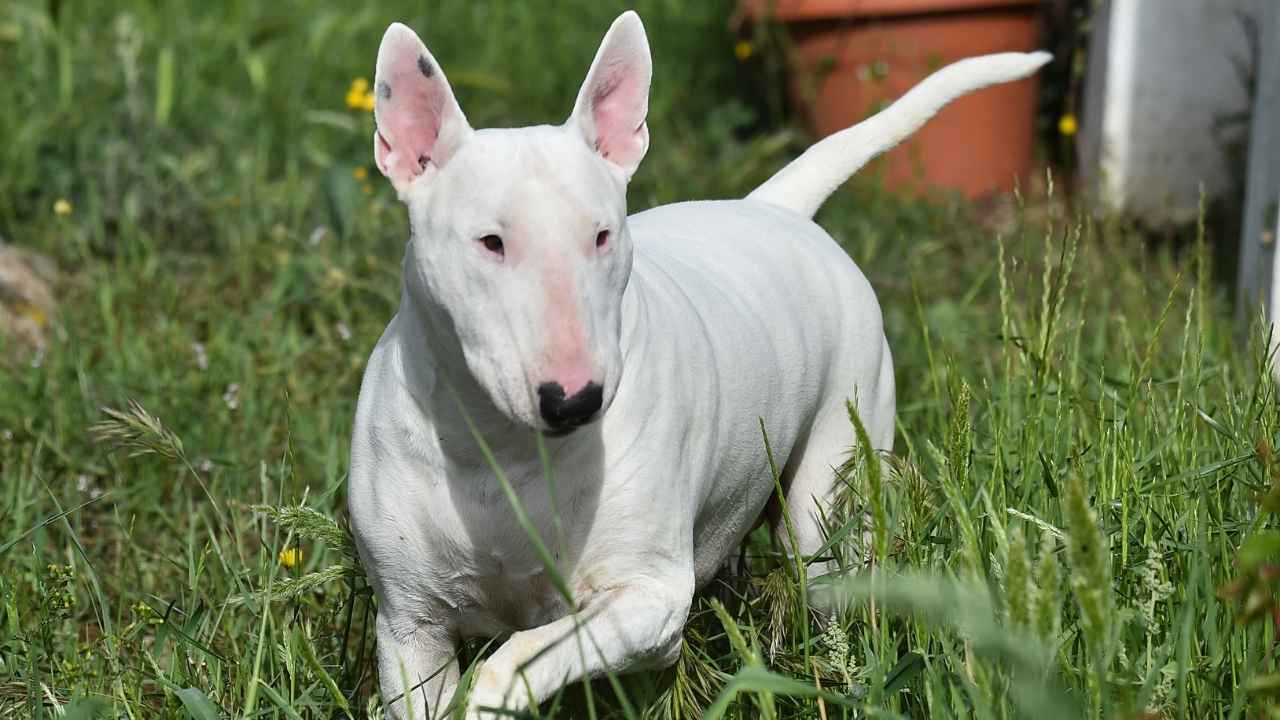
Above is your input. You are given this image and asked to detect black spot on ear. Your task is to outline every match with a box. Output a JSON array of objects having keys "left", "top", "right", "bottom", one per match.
[
  {"left": 377, "top": 81, "right": 392, "bottom": 100},
  {"left": 418, "top": 154, "right": 429, "bottom": 170},
  {"left": 417, "top": 55, "right": 434, "bottom": 78}
]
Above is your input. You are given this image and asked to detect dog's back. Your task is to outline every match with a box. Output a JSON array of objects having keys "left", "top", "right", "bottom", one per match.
[
  {"left": 601, "top": 50, "right": 1053, "bottom": 576},
  {"left": 612, "top": 199, "right": 891, "bottom": 582}
]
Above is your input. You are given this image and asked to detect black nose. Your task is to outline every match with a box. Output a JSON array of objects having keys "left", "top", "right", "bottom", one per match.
[{"left": 538, "top": 382, "right": 603, "bottom": 432}]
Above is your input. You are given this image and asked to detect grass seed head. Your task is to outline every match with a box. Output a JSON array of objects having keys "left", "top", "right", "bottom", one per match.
[
  {"left": 1063, "top": 474, "right": 1112, "bottom": 659},
  {"left": 1034, "top": 534, "right": 1062, "bottom": 647},
  {"left": 1004, "top": 527, "right": 1032, "bottom": 630},
  {"left": 88, "top": 400, "right": 185, "bottom": 460}
]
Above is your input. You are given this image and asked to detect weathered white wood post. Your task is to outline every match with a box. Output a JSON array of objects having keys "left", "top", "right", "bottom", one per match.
[
  {"left": 1237, "top": 0, "right": 1279, "bottom": 373},
  {"left": 1080, "top": 0, "right": 1260, "bottom": 227}
]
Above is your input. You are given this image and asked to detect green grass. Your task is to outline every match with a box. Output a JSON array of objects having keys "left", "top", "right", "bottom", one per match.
[{"left": 2, "top": 1, "right": 1279, "bottom": 718}]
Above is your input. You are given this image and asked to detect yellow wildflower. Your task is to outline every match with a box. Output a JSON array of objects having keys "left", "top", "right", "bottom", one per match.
[
  {"left": 53, "top": 198, "right": 72, "bottom": 216},
  {"left": 353, "top": 166, "right": 368, "bottom": 181},
  {"left": 734, "top": 40, "right": 753, "bottom": 61},
  {"left": 1058, "top": 114, "right": 1078, "bottom": 137},
  {"left": 362, "top": 183, "right": 373, "bottom": 195},
  {"left": 14, "top": 301, "right": 46, "bottom": 327},
  {"left": 346, "top": 77, "right": 376, "bottom": 112},
  {"left": 277, "top": 547, "right": 302, "bottom": 568}
]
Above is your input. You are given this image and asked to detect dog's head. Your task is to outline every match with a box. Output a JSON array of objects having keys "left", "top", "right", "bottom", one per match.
[{"left": 372, "top": 13, "right": 650, "bottom": 435}]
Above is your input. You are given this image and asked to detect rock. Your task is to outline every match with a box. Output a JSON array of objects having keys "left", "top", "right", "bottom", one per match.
[{"left": 0, "top": 239, "right": 57, "bottom": 359}]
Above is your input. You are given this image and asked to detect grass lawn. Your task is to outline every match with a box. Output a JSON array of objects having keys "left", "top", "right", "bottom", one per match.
[{"left": 2, "top": 1, "right": 1278, "bottom": 718}]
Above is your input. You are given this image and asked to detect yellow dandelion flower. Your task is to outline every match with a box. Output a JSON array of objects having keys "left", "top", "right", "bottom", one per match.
[
  {"left": 53, "top": 198, "right": 72, "bottom": 216},
  {"left": 734, "top": 40, "right": 753, "bottom": 61},
  {"left": 1058, "top": 114, "right": 1078, "bottom": 137},
  {"left": 14, "top": 301, "right": 46, "bottom": 328},
  {"left": 278, "top": 547, "right": 302, "bottom": 568},
  {"left": 346, "top": 77, "right": 372, "bottom": 110},
  {"left": 345, "top": 77, "right": 377, "bottom": 112},
  {"left": 353, "top": 166, "right": 368, "bottom": 181}
]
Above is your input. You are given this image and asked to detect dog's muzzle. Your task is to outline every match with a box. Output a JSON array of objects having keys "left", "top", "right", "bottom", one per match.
[{"left": 538, "top": 381, "right": 603, "bottom": 435}]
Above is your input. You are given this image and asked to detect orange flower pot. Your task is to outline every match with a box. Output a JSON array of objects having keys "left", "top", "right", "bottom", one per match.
[{"left": 746, "top": 0, "right": 1045, "bottom": 198}]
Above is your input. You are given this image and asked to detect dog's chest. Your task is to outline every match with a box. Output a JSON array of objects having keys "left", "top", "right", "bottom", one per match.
[
  {"left": 450, "top": 555, "right": 574, "bottom": 636},
  {"left": 428, "top": 465, "right": 603, "bottom": 637}
]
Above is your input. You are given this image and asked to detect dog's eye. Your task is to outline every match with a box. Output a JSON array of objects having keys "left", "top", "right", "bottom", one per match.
[
  {"left": 595, "top": 230, "right": 610, "bottom": 249},
  {"left": 479, "top": 234, "right": 505, "bottom": 257}
]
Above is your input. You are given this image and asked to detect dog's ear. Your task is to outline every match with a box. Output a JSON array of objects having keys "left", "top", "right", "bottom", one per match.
[
  {"left": 372, "top": 23, "right": 472, "bottom": 197},
  {"left": 567, "top": 11, "right": 652, "bottom": 179}
]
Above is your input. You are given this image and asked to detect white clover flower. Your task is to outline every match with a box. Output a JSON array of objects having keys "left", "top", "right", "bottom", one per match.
[
  {"left": 192, "top": 342, "right": 209, "bottom": 371},
  {"left": 223, "top": 383, "right": 240, "bottom": 411},
  {"left": 308, "top": 226, "right": 329, "bottom": 246}
]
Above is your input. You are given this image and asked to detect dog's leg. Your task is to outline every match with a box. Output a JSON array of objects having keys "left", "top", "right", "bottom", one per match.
[
  {"left": 377, "top": 614, "right": 461, "bottom": 720},
  {"left": 779, "top": 347, "right": 896, "bottom": 574},
  {"left": 466, "top": 576, "right": 693, "bottom": 719},
  {"left": 779, "top": 404, "right": 858, "bottom": 574}
]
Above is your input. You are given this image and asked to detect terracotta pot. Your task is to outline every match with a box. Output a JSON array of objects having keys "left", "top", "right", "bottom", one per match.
[{"left": 746, "top": 0, "right": 1044, "bottom": 198}]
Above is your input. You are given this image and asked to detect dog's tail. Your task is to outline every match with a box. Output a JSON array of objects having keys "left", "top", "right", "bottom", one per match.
[{"left": 746, "top": 51, "right": 1052, "bottom": 219}]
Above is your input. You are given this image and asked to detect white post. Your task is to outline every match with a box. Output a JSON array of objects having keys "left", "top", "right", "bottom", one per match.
[
  {"left": 1081, "top": 0, "right": 1261, "bottom": 227},
  {"left": 1238, "top": 1, "right": 1279, "bottom": 373},
  {"left": 1272, "top": 208, "right": 1280, "bottom": 374}
]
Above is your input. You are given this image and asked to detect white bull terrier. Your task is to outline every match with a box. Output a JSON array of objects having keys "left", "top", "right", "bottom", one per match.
[{"left": 348, "top": 11, "right": 1048, "bottom": 719}]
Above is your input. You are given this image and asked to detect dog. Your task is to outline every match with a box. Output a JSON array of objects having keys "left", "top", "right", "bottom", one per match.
[{"left": 347, "top": 11, "right": 1048, "bottom": 719}]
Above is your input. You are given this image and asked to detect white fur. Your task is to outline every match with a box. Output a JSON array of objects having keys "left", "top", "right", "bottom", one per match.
[
  {"left": 349, "top": 12, "right": 1049, "bottom": 719},
  {"left": 749, "top": 50, "right": 1053, "bottom": 219}
]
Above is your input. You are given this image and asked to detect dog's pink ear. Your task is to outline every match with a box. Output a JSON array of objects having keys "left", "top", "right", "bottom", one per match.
[
  {"left": 568, "top": 11, "right": 652, "bottom": 178},
  {"left": 372, "top": 23, "right": 471, "bottom": 197}
]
